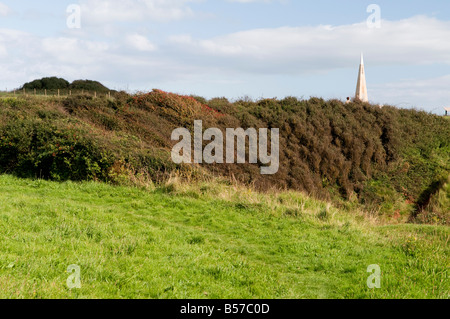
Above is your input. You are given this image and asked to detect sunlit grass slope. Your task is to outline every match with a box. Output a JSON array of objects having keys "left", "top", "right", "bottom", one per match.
[{"left": 0, "top": 175, "right": 447, "bottom": 299}]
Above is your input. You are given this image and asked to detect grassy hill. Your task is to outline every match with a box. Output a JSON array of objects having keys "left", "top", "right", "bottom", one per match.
[
  {"left": 0, "top": 91, "right": 448, "bottom": 224},
  {"left": 0, "top": 174, "right": 448, "bottom": 299},
  {"left": 0, "top": 89, "right": 448, "bottom": 299}
]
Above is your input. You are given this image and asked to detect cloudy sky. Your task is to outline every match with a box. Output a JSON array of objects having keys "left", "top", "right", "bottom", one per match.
[{"left": 1, "top": 0, "right": 450, "bottom": 113}]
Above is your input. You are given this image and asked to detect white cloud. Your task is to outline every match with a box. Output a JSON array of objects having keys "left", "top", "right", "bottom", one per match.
[
  {"left": 0, "top": 26, "right": 185, "bottom": 90},
  {"left": 169, "top": 16, "right": 450, "bottom": 74},
  {"left": 41, "top": 37, "right": 110, "bottom": 65},
  {"left": 0, "top": 45, "right": 6, "bottom": 57},
  {"left": 79, "top": 0, "right": 200, "bottom": 24},
  {"left": 1, "top": 14, "right": 450, "bottom": 112},
  {"left": 0, "top": 28, "right": 35, "bottom": 57},
  {"left": 371, "top": 74, "right": 450, "bottom": 111},
  {"left": 125, "top": 34, "right": 157, "bottom": 52},
  {"left": 0, "top": 3, "right": 10, "bottom": 17}
]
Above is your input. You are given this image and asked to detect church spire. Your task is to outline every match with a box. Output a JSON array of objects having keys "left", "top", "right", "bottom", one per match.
[{"left": 355, "top": 53, "right": 369, "bottom": 103}]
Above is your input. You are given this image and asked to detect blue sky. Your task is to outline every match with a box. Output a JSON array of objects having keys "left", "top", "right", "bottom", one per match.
[{"left": 1, "top": 0, "right": 450, "bottom": 113}]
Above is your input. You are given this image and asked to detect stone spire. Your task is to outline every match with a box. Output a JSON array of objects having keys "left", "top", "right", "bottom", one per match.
[{"left": 355, "top": 53, "right": 369, "bottom": 102}]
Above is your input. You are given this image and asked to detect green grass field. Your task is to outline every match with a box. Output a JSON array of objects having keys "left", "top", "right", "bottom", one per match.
[{"left": 0, "top": 174, "right": 447, "bottom": 299}]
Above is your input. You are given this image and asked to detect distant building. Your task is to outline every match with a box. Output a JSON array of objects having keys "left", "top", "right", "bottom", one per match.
[
  {"left": 444, "top": 107, "right": 450, "bottom": 116},
  {"left": 355, "top": 53, "right": 369, "bottom": 103}
]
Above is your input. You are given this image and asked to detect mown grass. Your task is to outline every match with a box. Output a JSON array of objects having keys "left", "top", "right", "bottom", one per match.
[{"left": 0, "top": 174, "right": 448, "bottom": 299}]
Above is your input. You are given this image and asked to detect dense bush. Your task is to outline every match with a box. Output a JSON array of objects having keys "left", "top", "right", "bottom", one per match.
[
  {"left": 70, "top": 80, "right": 111, "bottom": 93},
  {"left": 129, "top": 89, "right": 224, "bottom": 125},
  {"left": 0, "top": 114, "right": 112, "bottom": 181},
  {"left": 21, "top": 77, "right": 111, "bottom": 93},
  {"left": 22, "top": 77, "right": 70, "bottom": 90}
]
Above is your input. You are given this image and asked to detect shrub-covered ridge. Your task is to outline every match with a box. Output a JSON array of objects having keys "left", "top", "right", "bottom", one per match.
[{"left": 0, "top": 91, "right": 448, "bottom": 223}]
